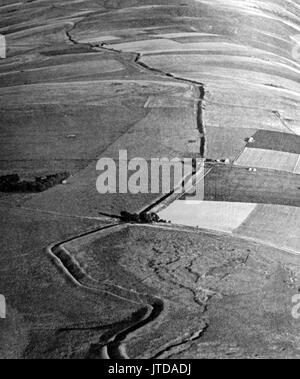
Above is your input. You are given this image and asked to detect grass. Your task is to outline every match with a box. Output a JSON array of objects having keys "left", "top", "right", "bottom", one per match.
[
  {"left": 247, "top": 130, "right": 300, "bottom": 154},
  {"left": 204, "top": 163, "right": 300, "bottom": 207}
]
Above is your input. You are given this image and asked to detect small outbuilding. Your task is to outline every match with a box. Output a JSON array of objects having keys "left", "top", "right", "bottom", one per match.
[{"left": 0, "top": 34, "right": 6, "bottom": 59}]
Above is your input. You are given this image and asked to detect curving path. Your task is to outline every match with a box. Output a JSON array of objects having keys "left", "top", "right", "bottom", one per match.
[{"left": 47, "top": 223, "right": 165, "bottom": 359}]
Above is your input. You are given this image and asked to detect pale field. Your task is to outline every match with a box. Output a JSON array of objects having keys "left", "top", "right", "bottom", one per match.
[
  {"left": 235, "top": 147, "right": 300, "bottom": 173},
  {"left": 236, "top": 203, "right": 300, "bottom": 254},
  {"left": 58, "top": 224, "right": 300, "bottom": 358},
  {"left": 158, "top": 200, "right": 257, "bottom": 232}
]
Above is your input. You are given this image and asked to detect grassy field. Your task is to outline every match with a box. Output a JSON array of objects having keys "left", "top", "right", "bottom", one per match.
[
  {"left": 246, "top": 130, "right": 300, "bottom": 155},
  {"left": 60, "top": 224, "right": 300, "bottom": 358},
  {"left": 0, "top": 205, "right": 141, "bottom": 359},
  {"left": 235, "top": 204, "right": 300, "bottom": 254},
  {"left": 205, "top": 126, "right": 253, "bottom": 161},
  {"left": 204, "top": 163, "right": 300, "bottom": 207}
]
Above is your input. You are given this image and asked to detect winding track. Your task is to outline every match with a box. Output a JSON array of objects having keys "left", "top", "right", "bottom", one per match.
[
  {"left": 47, "top": 214, "right": 300, "bottom": 359},
  {"left": 44, "top": 21, "right": 208, "bottom": 359},
  {"left": 47, "top": 223, "right": 165, "bottom": 359}
]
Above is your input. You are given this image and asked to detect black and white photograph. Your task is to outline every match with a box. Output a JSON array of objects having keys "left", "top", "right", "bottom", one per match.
[{"left": 0, "top": 0, "right": 300, "bottom": 362}]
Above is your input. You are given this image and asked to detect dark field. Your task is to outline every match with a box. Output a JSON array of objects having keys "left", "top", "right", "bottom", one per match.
[
  {"left": 247, "top": 130, "right": 300, "bottom": 155},
  {"left": 204, "top": 163, "right": 300, "bottom": 207}
]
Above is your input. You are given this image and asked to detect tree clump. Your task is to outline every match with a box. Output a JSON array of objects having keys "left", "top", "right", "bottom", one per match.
[
  {"left": 120, "top": 211, "right": 167, "bottom": 224},
  {"left": 0, "top": 172, "right": 69, "bottom": 193}
]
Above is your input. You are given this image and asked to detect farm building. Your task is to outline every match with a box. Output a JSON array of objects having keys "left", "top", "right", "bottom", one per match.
[{"left": 0, "top": 34, "right": 6, "bottom": 59}]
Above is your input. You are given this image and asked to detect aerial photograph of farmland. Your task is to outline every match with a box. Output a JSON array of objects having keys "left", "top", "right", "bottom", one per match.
[{"left": 1, "top": 0, "right": 300, "bottom": 361}]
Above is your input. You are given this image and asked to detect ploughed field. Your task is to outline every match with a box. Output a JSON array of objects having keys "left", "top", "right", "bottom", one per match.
[{"left": 0, "top": 0, "right": 300, "bottom": 359}]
